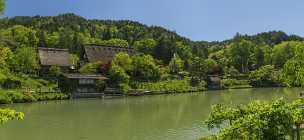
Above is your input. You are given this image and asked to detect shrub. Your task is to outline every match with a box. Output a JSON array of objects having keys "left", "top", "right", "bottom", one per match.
[
  {"left": 203, "top": 98, "right": 304, "bottom": 140},
  {"left": 249, "top": 65, "right": 279, "bottom": 87},
  {"left": 79, "top": 61, "right": 102, "bottom": 74},
  {"left": 222, "top": 79, "right": 248, "bottom": 87},
  {"left": 0, "top": 93, "right": 12, "bottom": 104}
]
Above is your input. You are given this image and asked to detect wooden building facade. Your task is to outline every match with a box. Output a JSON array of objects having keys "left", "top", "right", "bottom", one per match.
[{"left": 58, "top": 74, "right": 108, "bottom": 98}]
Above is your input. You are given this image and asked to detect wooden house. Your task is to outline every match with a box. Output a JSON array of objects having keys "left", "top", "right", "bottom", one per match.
[
  {"left": 38, "top": 47, "right": 73, "bottom": 74},
  {"left": 80, "top": 45, "right": 135, "bottom": 64},
  {"left": 58, "top": 74, "right": 108, "bottom": 98}
]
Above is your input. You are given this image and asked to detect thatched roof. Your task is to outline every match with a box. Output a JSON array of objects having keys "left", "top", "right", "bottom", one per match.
[
  {"left": 84, "top": 45, "right": 135, "bottom": 63},
  {"left": 63, "top": 74, "right": 108, "bottom": 80},
  {"left": 38, "top": 47, "right": 72, "bottom": 67}
]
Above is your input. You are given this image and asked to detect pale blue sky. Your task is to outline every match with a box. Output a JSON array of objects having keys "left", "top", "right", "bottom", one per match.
[{"left": 4, "top": 0, "right": 304, "bottom": 41}]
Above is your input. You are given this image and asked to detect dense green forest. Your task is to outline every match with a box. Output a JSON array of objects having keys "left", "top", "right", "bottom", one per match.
[{"left": 1, "top": 12, "right": 304, "bottom": 93}]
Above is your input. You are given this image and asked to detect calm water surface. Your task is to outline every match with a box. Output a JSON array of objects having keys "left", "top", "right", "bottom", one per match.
[{"left": 0, "top": 88, "right": 302, "bottom": 140}]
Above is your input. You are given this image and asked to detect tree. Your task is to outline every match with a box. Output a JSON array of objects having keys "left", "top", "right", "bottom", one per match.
[
  {"left": 112, "top": 52, "right": 132, "bottom": 72},
  {"left": 272, "top": 41, "right": 302, "bottom": 68},
  {"left": 11, "top": 47, "right": 40, "bottom": 74},
  {"left": 228, "top": 39, "right": 255, "bottom": 73},
  {"left": 202, "top": 99, "right": 304, "bottom": 140},
  {"left": 45, "top": 32, "right": 60, "bottom": 47},
  {"left": 79, "top": 61, "right": 102, "bottom": 74},
  {"left": 94, "top": 38, "right": 129, "bottom": 47},
  {"left": 0, "top": 109, "right": 24, "bottom": 124},
  {"left": 0, "top": 25, "right": 39, "bottom": 48},
  {"left": 0, "top": 46, "right": 13, "bottom": 69},
  {"left": 249, "top": 65, "right": 278, "bottom": 87},
  {"left": 169, "top": 54, "right": 184, "bottom": 74},
  {"left": 189, "top": 57, "right": 208, "bottom": 85},
  {"left": 224, "top": 66, "right": 239, "bottom": 78},
  {"left": 134, "top": 38, "right": 157, "bottom": 55},
  {"left": 0, "top": 0, "right": 4, "bottom": 15},
  {"left": 204, "top": 58, "right": 217, "bottom": 73},
  {"left": 278, "top": 43, "right": 304, "bottom": 87},
  {"left": 49, "top": 65, "right": 62, "bottom": 77},
  {"left": 108, "top": 64, "right": 130, "bottom": 92},
  {"left": 131, "top": 54, "right": 161, "bottom": 82}
]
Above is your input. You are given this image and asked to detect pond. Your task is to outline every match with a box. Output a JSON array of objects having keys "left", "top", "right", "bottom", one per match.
[{"left": 0, "top": 88, "right": 302, "bottom": 140}]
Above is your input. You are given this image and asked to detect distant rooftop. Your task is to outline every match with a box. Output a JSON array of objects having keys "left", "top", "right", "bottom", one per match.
[{"left": 38, "top": 47, "right": 72, "bottom": 67}]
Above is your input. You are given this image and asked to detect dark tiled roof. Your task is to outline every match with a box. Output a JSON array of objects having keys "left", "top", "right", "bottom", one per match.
[
  {"left": 84, "top": 45, "right": 135, "bottom": 63},
  {"left": 38, "top": 47, "right": 72, "bottom": 67},
  {"left": 63, "top": 74, "right": 108, "bottom": 80}
]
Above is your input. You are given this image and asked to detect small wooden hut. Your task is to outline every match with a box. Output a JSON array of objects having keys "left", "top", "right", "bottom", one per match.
[
  {"left": 207, "top": 75, "right": 221, "bottom": 90},
  {"left": 58, "top": 74, "right": 108, "bottom": 98}
]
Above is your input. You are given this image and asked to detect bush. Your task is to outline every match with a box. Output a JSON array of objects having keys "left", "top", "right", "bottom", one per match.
[
  {"left": 203, "top": 98, "right": 304, "bottom": 140},
  {"left": 79, "top": 61, "right": 102, "bottom": 74},
  {"left": 249, "top": 65, "right": 279, "bottom": 87},
  {"left": 0, "top": 93, "right": 12, "bottom": 104},
  {"left": 136, "top": 79, "right": 205, "bottom": 93},
  {"left": 221, "top": 79, "right": 249, "bottom": 87}
]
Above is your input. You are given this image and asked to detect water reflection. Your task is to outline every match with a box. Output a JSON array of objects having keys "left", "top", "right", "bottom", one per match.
[{"left": 0, "top": 88, "right": 302, "bottom": 140}]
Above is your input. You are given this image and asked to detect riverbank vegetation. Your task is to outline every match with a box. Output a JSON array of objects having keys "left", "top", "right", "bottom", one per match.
[{"left": 201, "top": 98, "right": 304, "bottom": 140}]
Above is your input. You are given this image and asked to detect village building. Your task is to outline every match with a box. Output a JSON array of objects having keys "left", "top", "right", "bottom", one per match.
[
  {"left": 207, "top": 75, "right": 221, "bottom": 90},
  {"left": 38, "top": 47, "right": 73, "bottom": 75},
  {"left": 58, "top": 74, "right": 108, "bottom": 98},
  {"left": 80, "top": 44, "right": 135, "bottom": 64}
]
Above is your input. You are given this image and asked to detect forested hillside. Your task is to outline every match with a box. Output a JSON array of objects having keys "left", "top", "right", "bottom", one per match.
[{"left": 1, "top": 13, "right": 304, "bottom": 94}]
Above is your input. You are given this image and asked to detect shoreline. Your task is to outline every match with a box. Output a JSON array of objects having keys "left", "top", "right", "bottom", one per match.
[{"left": 1, "top": 86, "right": 298, "bottom": 106}]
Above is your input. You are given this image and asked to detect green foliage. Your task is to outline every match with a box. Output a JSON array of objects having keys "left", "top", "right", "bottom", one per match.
[
  {"left": 169, "top": 54, "right": 184, "bottom": 74},
  {"left": 0, "top": 108, "right": 24, "bottom": 124},
  {"left": 131, "top": 54, "right": 161, "bottom": 82},
  {"left": 189, "top": 57, "right": 208, "bottom": 86},
  {"left": 93, "top": 38, "right": 129, "bottom": 47},
  {"left": 112, "top": 52, "right": 132, "bottom": 72},
  {"left": 0, "top": 46, "right": 13, "bottom": 69},
  {"left": 204, "top": 58, "right": 217, "bottom": 73},
  {"left": 223, "top": 66, "right": 240, "bottom": 78},
  {"left": 79, "top": 61, "right": 102, "bottom": 74},
  {"left": 136, "top": 79, "right": 205, "bottom": 93},
  {"left": 272, "top": 41, "right": 302, "bottom": 67},
  {"left": 0, "top": 25, "right": 38, "bottom": 48},
  {"left": 0, "top": 0, "right": 4, "bottom": 14},
  {"left": 49, "top": 65, "right": 62, "bottom": 77},
  {"left": 134, "top": 38, "right": 157, "bottom": 54},
  {"left": 108, "top": 64, "right": 130, "bottom": 91},
  {"left": 221, "top": 79, "right": 249, "bottom": 88},
  {"left": 279, "top": 44, "right": 304, "bottom": 87},
  {"left": 70, "top": 54, "right": 79, "bottom": 66},
  {"left": 228, "top": 39, "right": 255, "bottom": 73},
  {"left": 0, "top": 89, "right": 68, "bottom": 104},
  {"left": 203, "top": 98, "right": 304, "bottom": 140},
  {"left": 249, "top": 65, "right": 278, "bottom": 87},
  {"left": 10, "top": 47, "right": 40, "bottom": 74}
]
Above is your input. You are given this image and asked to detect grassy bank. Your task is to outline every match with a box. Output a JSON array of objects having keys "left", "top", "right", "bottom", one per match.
[
  {"left": 0, "top": 89, "right": 69, "bottom": 104},
  {"left": 132, "top": 79, "right": 206, "bottom": 94}
]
